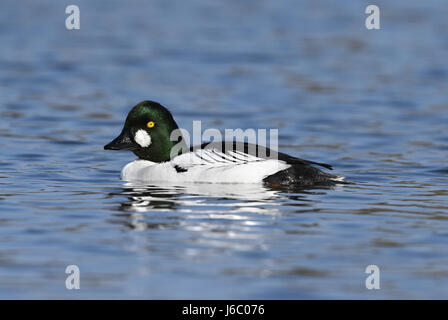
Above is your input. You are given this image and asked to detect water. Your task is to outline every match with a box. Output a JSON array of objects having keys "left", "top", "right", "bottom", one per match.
[{"left": 1, "top": 0, "right": 448, "bottom": 299}]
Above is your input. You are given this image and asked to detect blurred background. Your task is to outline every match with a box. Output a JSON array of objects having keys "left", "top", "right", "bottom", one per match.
[{"left": 0, "top": 0, "right": 448, "bottom": 298}]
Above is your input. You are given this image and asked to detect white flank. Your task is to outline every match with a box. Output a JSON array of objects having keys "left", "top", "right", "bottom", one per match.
[
  {"left": 134, "top": 129, "right": 151, "bottom": 147},
  {"left": 121, "top": 148, "right": 290, "bottom": 184}
]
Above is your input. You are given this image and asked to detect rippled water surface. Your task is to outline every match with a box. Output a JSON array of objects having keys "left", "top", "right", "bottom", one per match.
[{"left": 1, "top": 0, "right": 448, "bottom": 298}]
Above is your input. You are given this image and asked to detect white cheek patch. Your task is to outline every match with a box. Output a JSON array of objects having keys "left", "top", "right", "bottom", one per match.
[{"left": 134, "top": 129, "right": 152, "bottom": 148}]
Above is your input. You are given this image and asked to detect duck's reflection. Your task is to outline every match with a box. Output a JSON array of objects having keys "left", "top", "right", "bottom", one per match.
[
  {"left": 119, "top": 181, "right": 281, "bottom": 211},
  {"left": 111, "top": 182, "right": 289, "bottom": 231},
  {"left": 109, "top": 181, "right": 337, "bottom": 230},
  {"left": 118, "top": 184, "right": 181, "bottom": 212}
]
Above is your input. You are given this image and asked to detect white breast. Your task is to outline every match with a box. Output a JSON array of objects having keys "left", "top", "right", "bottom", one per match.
[{"left": 121, "top": 148, "right": 291, "bottom": 184}]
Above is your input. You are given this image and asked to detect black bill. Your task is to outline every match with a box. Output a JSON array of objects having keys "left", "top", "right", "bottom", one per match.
[{"left": 104, "top": 129, "right": 139, "bottom": 151}]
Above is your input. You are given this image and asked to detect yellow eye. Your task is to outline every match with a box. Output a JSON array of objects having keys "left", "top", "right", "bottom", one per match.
[{"left": 147, "top": 121, "right": 155, "bottom": 128}]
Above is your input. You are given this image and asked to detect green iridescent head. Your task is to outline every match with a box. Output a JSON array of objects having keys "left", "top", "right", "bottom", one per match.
[{"left": 104, "top": 100, "right": 187, "bottom": 162}]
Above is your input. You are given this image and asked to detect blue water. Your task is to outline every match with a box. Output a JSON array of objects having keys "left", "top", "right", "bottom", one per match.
[{"left": 1, "top": 0, "right": 448, "bottom": 299}]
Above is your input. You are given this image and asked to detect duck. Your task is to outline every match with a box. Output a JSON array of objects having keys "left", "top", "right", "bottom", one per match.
[{"left": 104, "top": 100, "right": 344, "bottom": 186}]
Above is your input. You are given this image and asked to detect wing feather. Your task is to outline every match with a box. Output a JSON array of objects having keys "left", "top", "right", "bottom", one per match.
[{"left": 172, "top": 147, "right": 271, "bottom": 171}]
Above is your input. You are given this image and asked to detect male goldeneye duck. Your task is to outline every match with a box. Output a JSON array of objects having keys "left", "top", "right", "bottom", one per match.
[{"left": 104, "top": 100, "right": 344, "bottom": 186}]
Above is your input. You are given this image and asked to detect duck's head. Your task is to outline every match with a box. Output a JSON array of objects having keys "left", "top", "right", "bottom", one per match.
[{"left": 104, "top": 100, "right": 186, "bottom": 162}]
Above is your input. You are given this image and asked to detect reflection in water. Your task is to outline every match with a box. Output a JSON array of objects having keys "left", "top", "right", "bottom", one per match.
[
  {"left": 110, "top": 181, "right": 337, "bottom": 231},
  {"left": 116, "top": 181, "right": 280, "bottom": 214}
]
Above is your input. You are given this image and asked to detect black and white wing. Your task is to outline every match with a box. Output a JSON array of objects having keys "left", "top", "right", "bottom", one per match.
[
  {"left": 171, "top": 146, "right": 282, "bottom": 172},
  {"left": 189, "top": 141, "right": 332, "bottom": 169}
]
